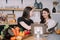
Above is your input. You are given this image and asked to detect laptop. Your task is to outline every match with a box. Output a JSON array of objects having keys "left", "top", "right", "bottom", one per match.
[{"left": 31, "top": 23, "right": 47, "bottom": 35}]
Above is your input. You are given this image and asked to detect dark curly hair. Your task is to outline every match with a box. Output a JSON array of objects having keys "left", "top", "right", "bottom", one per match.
[{"left": 40, "top": 8, "right": 51, "bottom": 23}]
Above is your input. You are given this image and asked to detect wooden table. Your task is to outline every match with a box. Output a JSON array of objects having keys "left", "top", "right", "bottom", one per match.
[{"left": 23, "top": 36, "right": 47, "bottom": 40}]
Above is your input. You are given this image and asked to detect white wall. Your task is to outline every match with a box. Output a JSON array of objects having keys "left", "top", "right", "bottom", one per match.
[
  {"left": 0, "top": 0, "right": 53, "bottom": 22},
  {"left": 0, "top": 0, "right": 53, "bottom": 11}
]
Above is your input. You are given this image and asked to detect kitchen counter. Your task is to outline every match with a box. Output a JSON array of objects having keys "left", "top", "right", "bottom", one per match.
[
  {"left": 23, "top": 36, "right": 47, "bottom": 40},
  {"left": 47, "top": 33, "right": 60, "bottom": 40},
  {"left": 23, "top": 33, "right": 60, "bottom": 40}
]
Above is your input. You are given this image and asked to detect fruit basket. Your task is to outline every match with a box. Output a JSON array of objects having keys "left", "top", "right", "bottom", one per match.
[
  {"left": 11, "top": 26, "right": 32, "bottom": 40},
  {"left": 18, "top": 30, "right": 32, "bottom": 40},
  {"left": 6, "top": 14, "right": 16, "bottom": 24}
]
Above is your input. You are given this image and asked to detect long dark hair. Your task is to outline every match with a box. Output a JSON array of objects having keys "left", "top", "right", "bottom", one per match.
[
  {"left": 40, "top": 8, "right": 51, "bottom": 23},
  {"left": 22, "top": 6, "right": 33, "bottom": 19}
]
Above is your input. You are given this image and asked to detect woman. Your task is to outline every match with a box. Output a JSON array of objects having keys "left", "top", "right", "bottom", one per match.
[
  {"left": 17, "top": 6, "right": 34, "bottom": 31},
  {"left": 40, "top": 8, "right": 56, "bottom": 33}
]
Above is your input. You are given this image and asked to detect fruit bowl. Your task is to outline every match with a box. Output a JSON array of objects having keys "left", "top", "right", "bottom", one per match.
[{"left": 55, "top": 29, "right": 60, "bottom": 34}]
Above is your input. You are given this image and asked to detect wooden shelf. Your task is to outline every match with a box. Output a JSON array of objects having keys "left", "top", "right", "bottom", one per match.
[
  {"left": 0, "top": 8, "right": 42, "bottom": 11},
  {"left": 0, "top": 22, "right": 17, "bottom": 25},
  {"left": 0, "top": 8, "right": 24, "bottom": 11},
  {"left": 34, "top": 9, "right": 42, "bottom": 11}
]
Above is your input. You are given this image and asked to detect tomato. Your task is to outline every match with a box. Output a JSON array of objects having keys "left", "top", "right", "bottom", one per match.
[
  {"left": 24, "top": 30, "right": 31, "bottom": 35},
  {"left": 27, "top": 30, "right": 31, "bottom": 34}
]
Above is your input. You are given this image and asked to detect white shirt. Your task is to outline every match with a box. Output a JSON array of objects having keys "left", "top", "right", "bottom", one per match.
[{"left": 46, "top": 19, "right": 56, "bottom": 30}]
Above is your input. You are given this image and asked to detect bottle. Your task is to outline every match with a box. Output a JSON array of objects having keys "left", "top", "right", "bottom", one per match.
[
  {"left": 38, "top": 2, "right": 43, "bottom": 9},
  {"left": 52, "top": 7, "right": 56, "bottom": 13},
  {"left": 34, "top": 0, "right": 39, "bottom": 9}
]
